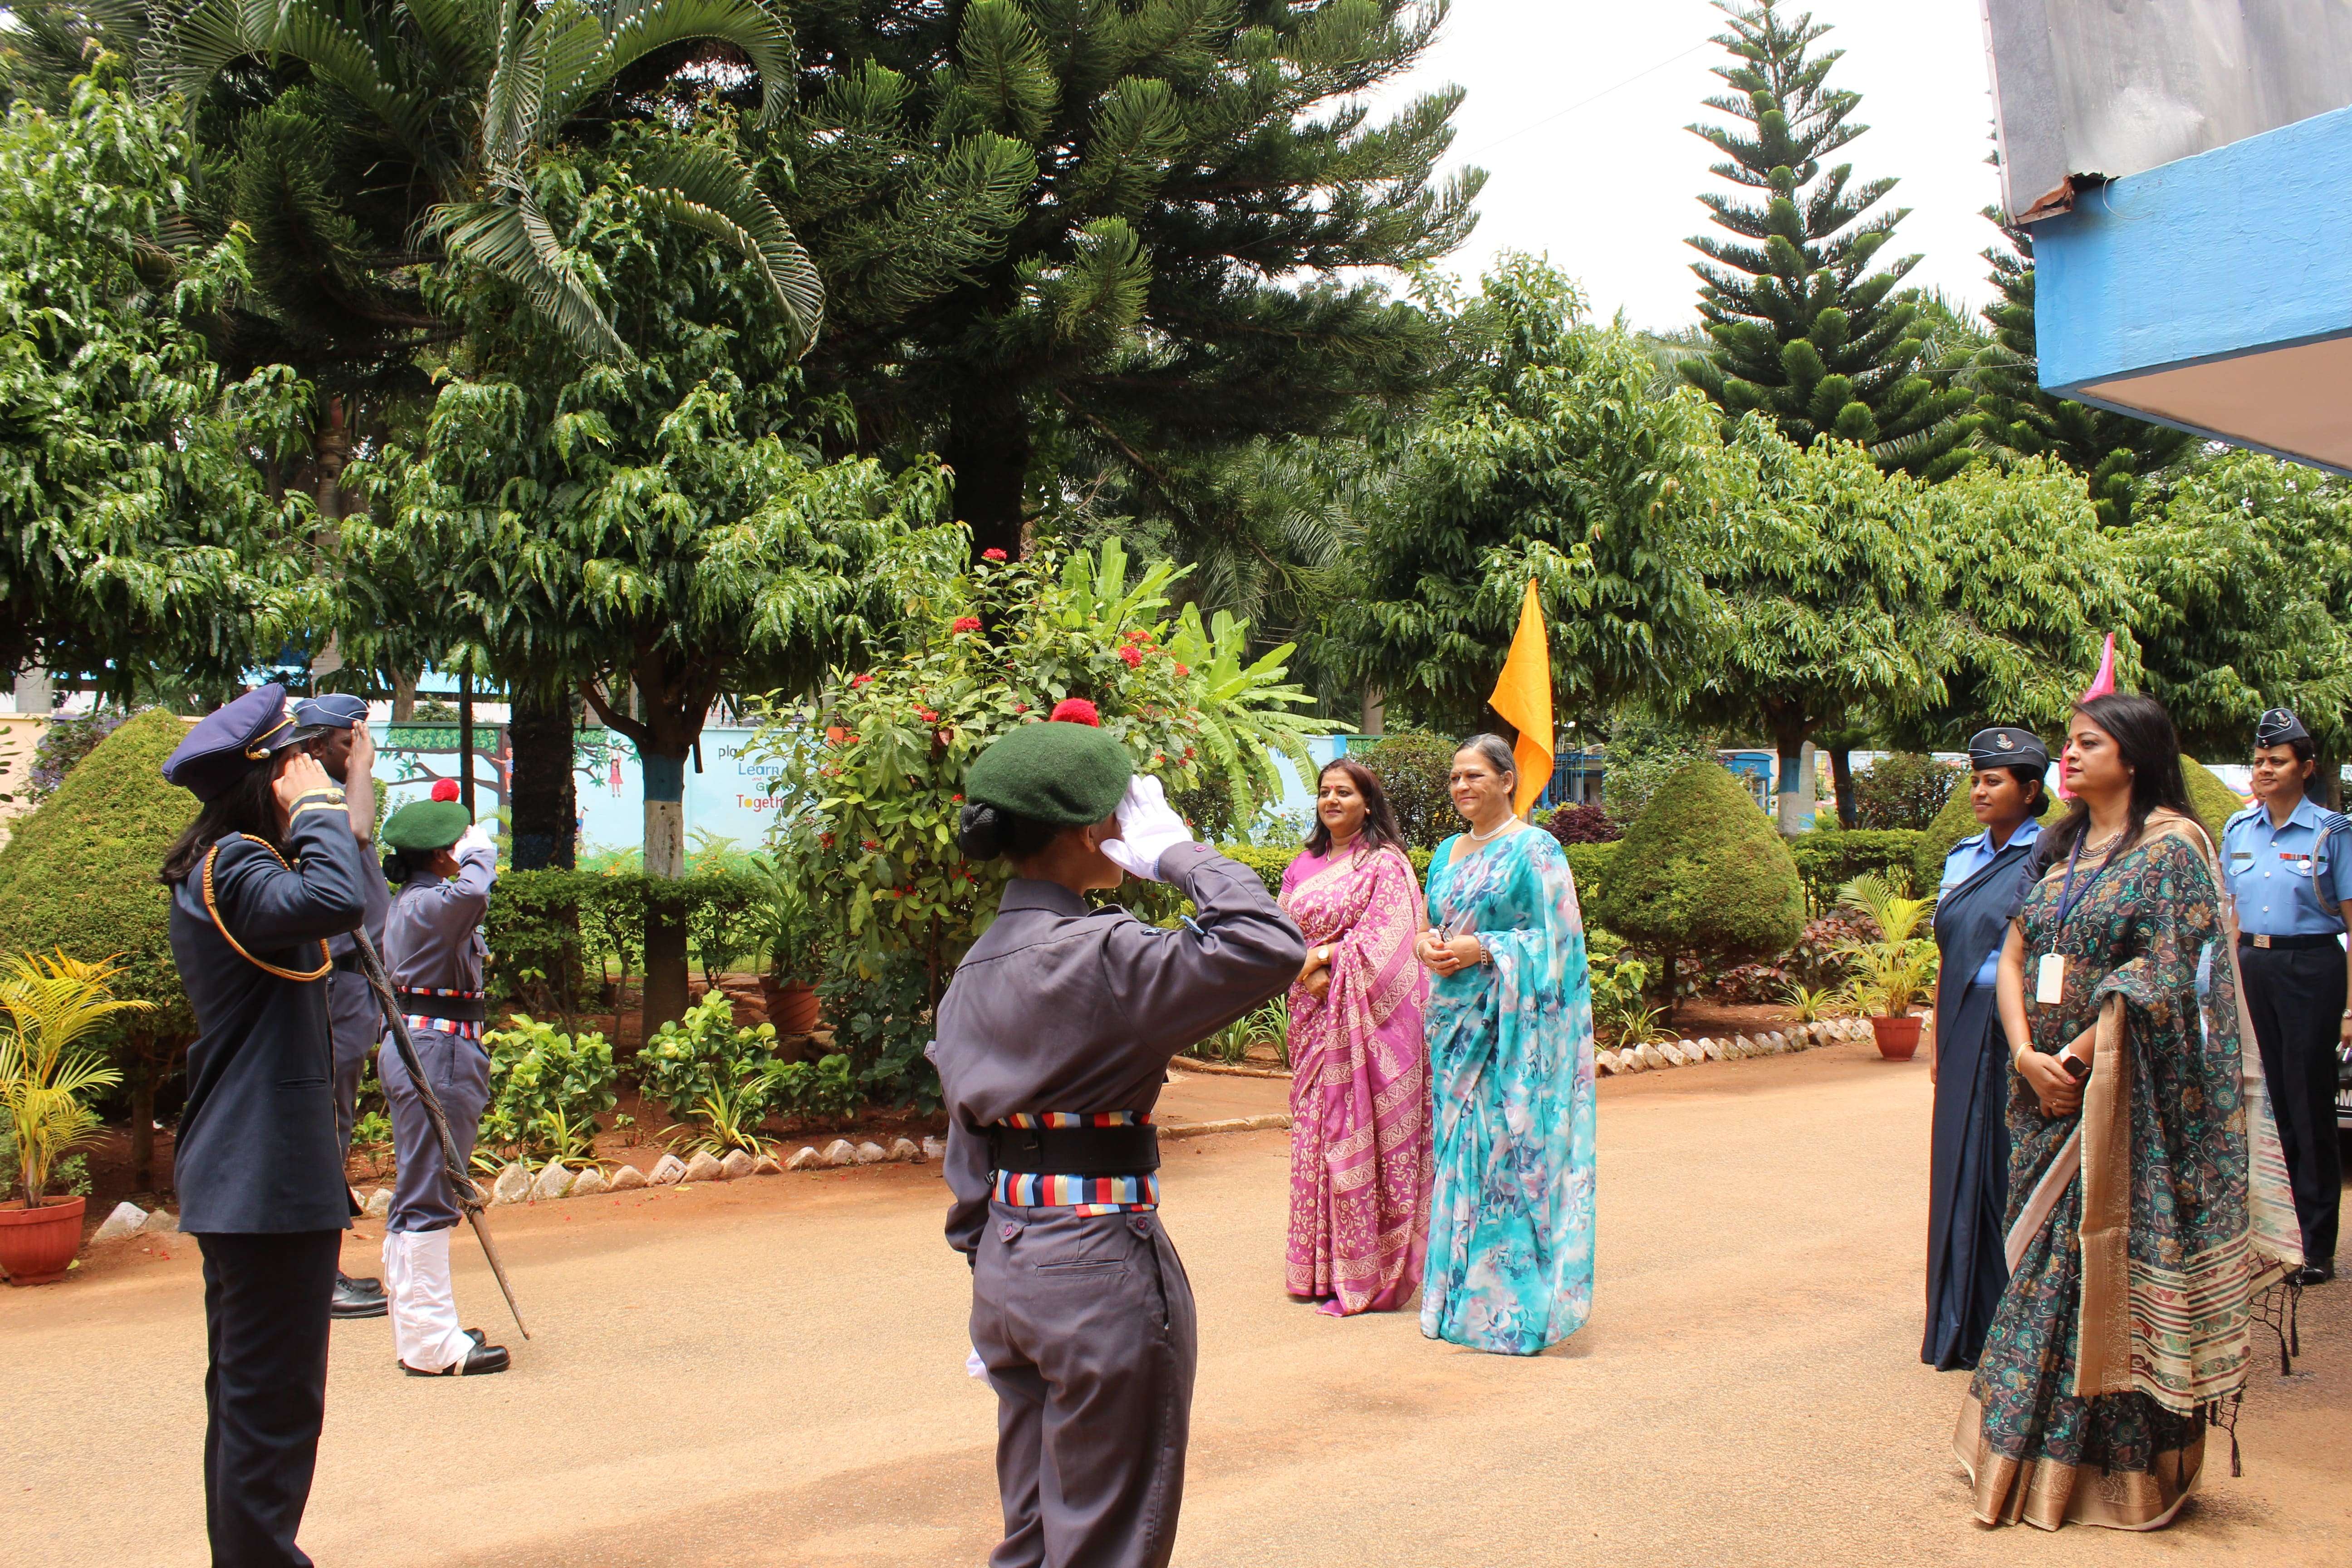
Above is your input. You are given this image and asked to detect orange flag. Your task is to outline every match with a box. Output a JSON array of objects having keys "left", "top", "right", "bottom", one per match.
[{"left": 1488, "top": 578, "right": 1554, "bottom": 817}]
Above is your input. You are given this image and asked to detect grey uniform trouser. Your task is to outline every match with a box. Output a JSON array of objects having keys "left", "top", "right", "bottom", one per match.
[
  {"left": 378, "top": 1027, "right": 490, "bottom": 1234},
  {"left": 972, "top": 1205, "right": 1197, "bottom": 1568},
  {"left": 325, "top": 970, "right": 380, "bottom": 1159}
]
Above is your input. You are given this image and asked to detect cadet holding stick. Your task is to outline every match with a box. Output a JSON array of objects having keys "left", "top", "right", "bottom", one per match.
[
  {"left": 930, "top": 701, "right": 1305, "bottom": 1568},
  {"left": 376, "top": 792, "right": 510, "bottom": 1376}
]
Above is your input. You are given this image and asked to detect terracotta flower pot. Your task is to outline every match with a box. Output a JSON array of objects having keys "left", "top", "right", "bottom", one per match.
[
  {"left": 1869, "top": 1014, "right": 1922, "bottom": 1062},
  {"left": 760, "top": 977, "right": 822, "bottom": 1036},
  {"left": 0, "top": 1195, "right": 88, "bottom": 1285}
]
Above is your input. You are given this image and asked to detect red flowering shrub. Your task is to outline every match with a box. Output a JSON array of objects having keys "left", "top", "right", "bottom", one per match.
[
  {"left": 1117, "top": 646, "right": 1143, "bottom": 668},
  {"left": 982, "top": 548, "right": 1008, "bottom": 561},
  {"left": 1544, "top": 803, "right": 1622, "bottom": 845},
  {"left": 951, "top": 616, "right": 981, "bottom": 633}
]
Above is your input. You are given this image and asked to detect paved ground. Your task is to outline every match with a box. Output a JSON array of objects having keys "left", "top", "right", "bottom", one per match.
[{"left": 7, "top": 1039, "right": 2347, "bottom": 1568}]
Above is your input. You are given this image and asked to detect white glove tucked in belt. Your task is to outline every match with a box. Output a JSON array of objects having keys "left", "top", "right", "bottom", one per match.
[{"left": 1102, "top": 775, "right": 1193, "bottom": 882}]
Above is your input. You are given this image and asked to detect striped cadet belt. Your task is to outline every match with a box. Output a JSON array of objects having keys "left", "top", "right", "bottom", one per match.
[
  {"left": 399, "top": 1014, "right": 484, "bottom": 1042},
  {"left": 989, "top": 1111, "right": 1159, "bottom": 1215}
]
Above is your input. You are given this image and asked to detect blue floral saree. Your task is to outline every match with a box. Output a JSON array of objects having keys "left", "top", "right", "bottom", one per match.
[{"left": 1421, "top": 825, "right": 1596, "bottom": 1355}]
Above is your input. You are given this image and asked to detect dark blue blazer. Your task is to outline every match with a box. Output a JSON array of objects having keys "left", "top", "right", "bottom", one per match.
[{"left": 167, "top": 798, "right": 371, "bottom": 1233}]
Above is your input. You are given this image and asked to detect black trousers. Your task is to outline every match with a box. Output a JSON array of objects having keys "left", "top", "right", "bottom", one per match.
[
  {"left": 196, "top": 1230, "right": 342, "bottom": 1568},
  {"left": 2239, "top": 943, "right": 2344, "bottom": 1269}
]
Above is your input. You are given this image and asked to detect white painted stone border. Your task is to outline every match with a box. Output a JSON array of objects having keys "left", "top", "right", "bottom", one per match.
[{"left": 1592, "top": 1017, "right": 1877, "bottom": 1078}]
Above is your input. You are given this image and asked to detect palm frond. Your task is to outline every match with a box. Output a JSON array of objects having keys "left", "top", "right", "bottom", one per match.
[
  {"left": 426, "top": 195, "right": 627, "bottom": 358},
  {"left": 629, "top": 138, "right": 824, "bottom": 354},
  {"left": 577, "top": 0, "right": 797, "bottom": 127}
]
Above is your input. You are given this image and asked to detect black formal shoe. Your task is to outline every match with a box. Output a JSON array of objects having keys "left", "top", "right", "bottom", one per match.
[
  {"left": 402, "top": 1335, "right": 510, "bottom": 1377},
  {"left": 331, "top": 1274, "right": 389, "bottom": 1319},
  {"left": 2292, "top": 1263, "right": 2334, "bottom": 1286},
  {"left": 339, "top": 1270, "right": 385, "bottom": 1296}
]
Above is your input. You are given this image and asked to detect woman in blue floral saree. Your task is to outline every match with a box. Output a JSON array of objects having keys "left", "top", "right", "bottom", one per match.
[
  {"left": 1961, "top": 697, "right": 2301, "bottom": 1531},
  {"left": 1414, "top": 736, "right": 1596, "bottom": 1356}
]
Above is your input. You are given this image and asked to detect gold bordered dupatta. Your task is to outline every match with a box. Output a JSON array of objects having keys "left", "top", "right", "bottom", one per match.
[{"left": 2011, "top": 811, "right": 2302, "bottom": 1413}]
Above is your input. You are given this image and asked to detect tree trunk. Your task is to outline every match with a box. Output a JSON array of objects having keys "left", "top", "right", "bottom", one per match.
[
  {"left": 391, "top": 670, "right": 417, "bottom": 722},
  {"left": 128, "top": 1056, "right": 154, "bottom": 1192},
  {"left": 1659, "top": 951, "right": 1677, "bottom": 1024},
  {"left": 458, "top": 672, "right": 476, "bottom": 821},
  {"left": 639, "top": 747, "right": 690, "bottom": 1032},
  {"left": 1773, "top": 713, "right": 1812, "bottom": 837},
  {"left": 945, "top": 389, "right": 1031, "bottom": 561},
  {"left": 1361, "top": 684, "right": 1385, "bottom": 736},
  {"left": 1828, "top": 744, "right": 1857, "bottom": 828},
  {"left": 507, "top": 688, "right": 577, "bottom": 871}
]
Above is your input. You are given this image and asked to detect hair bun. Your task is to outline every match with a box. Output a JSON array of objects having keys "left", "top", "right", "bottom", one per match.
[{"left": 956, "top": 800, "right": 1007, "bottom": 859}]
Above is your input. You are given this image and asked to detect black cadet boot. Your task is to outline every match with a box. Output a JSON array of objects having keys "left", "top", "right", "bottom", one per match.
[
  {"left": 402, "top": 1328, "right": 510, "bottom": 1377},
  {"left": 332, "top": 1271, "right": 389, "bottom": 1319}
]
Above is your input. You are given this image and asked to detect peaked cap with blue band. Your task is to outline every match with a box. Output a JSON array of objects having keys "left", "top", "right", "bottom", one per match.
[
  {"left": 292, "top": 692, "right": 369, "bottom": 730},
  {"left": 160, "top": 684, "right": 330, "bottom": 802}
]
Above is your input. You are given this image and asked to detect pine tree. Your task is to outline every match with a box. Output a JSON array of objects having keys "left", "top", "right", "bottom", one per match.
[
  {"left": 1973, "top": 216, "right": 2195, "bottom": 527},
  {"left": 780, "top": 0, "right": 1481, "bottom": 560},
  {"left": 1681, "top": 0, "right": 1972, "bottom": 478}
]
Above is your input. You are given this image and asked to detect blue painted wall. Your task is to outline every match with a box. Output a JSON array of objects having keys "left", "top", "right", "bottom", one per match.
[{"left": 2036, "top": 102, "right": 2352, "bottom": 390}]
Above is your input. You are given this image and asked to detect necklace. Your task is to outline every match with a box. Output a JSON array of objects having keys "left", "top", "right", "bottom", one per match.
[
  {"left": 1464, "top": 815, "right": 1517, "bottom": 846},
  {"left": 2082, "top": 828, "right": 2123, "bottom": 855}
]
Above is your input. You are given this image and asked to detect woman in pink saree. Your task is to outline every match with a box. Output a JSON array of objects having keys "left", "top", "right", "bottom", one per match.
[{"left": 1280, "top": 759, "right": 1431, "bottom": 1315}]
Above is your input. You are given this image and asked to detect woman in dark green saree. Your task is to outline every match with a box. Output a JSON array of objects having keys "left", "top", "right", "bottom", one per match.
[{"left": 1958, "top": 695, "right": 2303, "bottom": 1531}]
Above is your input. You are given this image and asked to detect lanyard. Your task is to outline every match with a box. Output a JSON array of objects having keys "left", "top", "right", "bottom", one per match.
[{"left": 2053, "top": 833, "right": 2111, "bottom": 934}]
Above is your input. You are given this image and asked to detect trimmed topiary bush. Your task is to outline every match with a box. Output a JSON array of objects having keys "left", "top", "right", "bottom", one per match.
[
  {"left": 1914, "top": 779, "right": 1990, "bottom": 892},
  {"left": 1788, "top": 828, "right": 1927, "bottom": 911},
  {"left": 1851, "top": 752, "right": 1959, "bottom": 829},
  {"left": 0, "top": 709, "right": 196, "bottom": 1186},
  {"left": 1591, "top": 760, "right": 1804, "bottom": 1008},
  {"left": 2180, "top": 755, "right": 2248, "bottom": 848},
  {"left": 1351, "top": 730, "right": 1459, "bottom": 849}
]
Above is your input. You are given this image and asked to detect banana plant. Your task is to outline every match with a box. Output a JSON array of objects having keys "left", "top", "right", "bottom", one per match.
[{"left": 146, "top": 0, "right": 822, "bottom": 359}]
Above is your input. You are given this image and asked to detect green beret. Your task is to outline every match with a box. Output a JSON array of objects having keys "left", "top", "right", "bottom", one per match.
[
  {"left": 965, "top": 720, "right": 1132, "bottom": 825},
  {"left": 382, "top": 799, "right": 470, "bottom": 853}
]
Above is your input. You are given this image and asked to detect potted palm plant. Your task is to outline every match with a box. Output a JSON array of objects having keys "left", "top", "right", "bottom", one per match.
[
  {"left": 1, "top": 952, "right": 144, "bottom": 1284},
  {"left": 749, "top": 855, "right": 824, "bottom": 1037},
  {"left": 1833, "top": 874, "right": 1939, "bottom": 1062}
]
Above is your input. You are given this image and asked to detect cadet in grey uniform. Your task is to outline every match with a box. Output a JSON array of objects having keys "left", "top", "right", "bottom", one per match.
[
  {"left": 293, "top": 693, "right": 392, "bottom": 1320},
  {"left": 931, "top": 710, "right": 1305, "bottom": 1568},
  {"left": 376, "top": 797, "right": 510, "bottom": 1376}
]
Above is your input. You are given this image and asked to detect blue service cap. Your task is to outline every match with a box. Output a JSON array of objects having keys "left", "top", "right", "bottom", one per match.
[
  {"left": 160, "top": 684, "right": 328, "bottom": 802},
  {"left": 1966, "top": 726, "right": 2050, "bottom": 772},
  {"left": 293, "top": 692, "right": 369, "bottom": 730},
  {"left": 2255, "top": 707, "right": 2309, "bottom": 748}
]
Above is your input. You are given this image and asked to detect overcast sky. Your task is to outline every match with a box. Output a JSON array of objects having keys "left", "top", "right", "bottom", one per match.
[{"left": 1364, "top": 0, "right": 2003, "bottom": 333}]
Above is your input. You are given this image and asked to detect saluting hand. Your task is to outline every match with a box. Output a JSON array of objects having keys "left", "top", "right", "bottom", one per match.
[{"left": 274, "top": 751, "right": 338, "bottom": 815}]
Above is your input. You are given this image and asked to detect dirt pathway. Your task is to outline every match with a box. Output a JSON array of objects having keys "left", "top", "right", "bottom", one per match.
[{"left": 6, "top": 1039, "right": 2345, "bottom": 1567}]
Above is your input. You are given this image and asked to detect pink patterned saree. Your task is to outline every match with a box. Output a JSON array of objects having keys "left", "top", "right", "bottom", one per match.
[{"left": 1280, "top": 843, "right": 1431, "bottom": 1315}]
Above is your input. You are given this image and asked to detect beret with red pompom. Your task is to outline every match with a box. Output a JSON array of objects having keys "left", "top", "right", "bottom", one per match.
[
  {"left": 961, "top": 708, "right": 1132, "bottom": 838},
  {"left": 431, "top": 778, "right": 461, "bottom": 803},
  {"left": 1048, "top": 697, "right": 1099, "bottom": 726}
]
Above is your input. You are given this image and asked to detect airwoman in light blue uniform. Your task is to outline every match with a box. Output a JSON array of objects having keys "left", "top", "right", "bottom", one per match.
[{"left": 2220, "top": 707, "right": 2347, "bottom": 1284}]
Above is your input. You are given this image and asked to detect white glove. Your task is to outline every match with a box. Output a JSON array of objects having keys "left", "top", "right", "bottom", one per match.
[
  {"left": 1102, "top": 775, "right": 1193, "bottom": 882},
  {"left": 965, "top": 1345, "right": 988, "bottom": 1379},
  {"left": 455, "top": 822, "right": 496, "bottom": 859}
]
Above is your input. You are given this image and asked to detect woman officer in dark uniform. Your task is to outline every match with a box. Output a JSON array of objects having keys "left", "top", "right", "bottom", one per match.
[
  {"left": 1924, "top": 726, "right": 2051, "bottom": 1369},
  {"left": 930, "top": 701, "right": 1305, "bottom": 1568},
  {"left": 160, "top": 684, "right": 373, "bottom": 1568}
]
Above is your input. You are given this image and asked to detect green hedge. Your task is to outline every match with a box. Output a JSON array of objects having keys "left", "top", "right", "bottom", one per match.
[
  {"left": 1786, "top": 828, "right": 1928, "bottom": 911},
  {"left": 1219, "top": 839, "right": 1617, "bottom": 909},
  {"left": 486, "top": 869, "right": 761, "bottom": 1022}
]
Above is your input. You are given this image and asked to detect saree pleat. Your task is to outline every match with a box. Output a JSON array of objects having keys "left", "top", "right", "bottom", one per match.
[
  {"left": 1959, "top": 814, "right": 2301, "bottom": 1531},
  {"left": 1280, "top": 845, "right": 1431, "bottom": 1314}
]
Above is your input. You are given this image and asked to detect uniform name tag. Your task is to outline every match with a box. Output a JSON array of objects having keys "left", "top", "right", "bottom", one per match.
[{"left": 2035, "top": 953, "right": 2064, "bottom": 1005}]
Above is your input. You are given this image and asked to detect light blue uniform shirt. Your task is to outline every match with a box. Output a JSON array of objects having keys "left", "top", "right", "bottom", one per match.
[
  {"left": 1939, "top": 818, "right": 2043, "bottom": 987},
  {"left": 2221, "top": 797, "right": 2352, "bottom": 937}
]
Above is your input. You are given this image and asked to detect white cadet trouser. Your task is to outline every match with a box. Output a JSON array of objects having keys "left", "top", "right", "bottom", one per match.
[{"left": 382, "top": 1229, "right": 473, "bottom": 1372}]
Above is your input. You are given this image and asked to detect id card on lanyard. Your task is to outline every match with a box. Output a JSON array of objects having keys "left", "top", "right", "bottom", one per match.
[{"left": 2036, "top": 835, "right": 2110, "bottom": 1006}]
